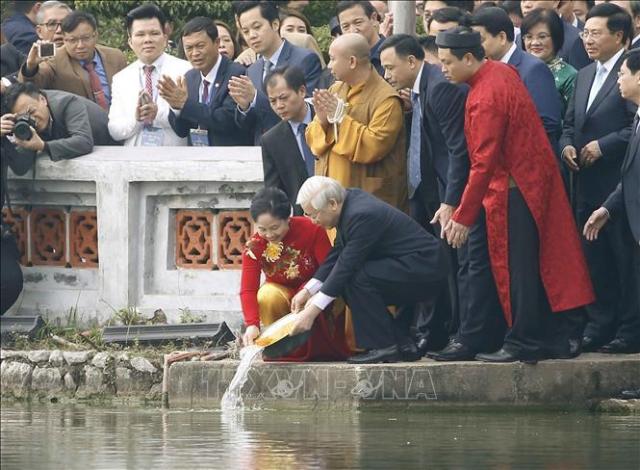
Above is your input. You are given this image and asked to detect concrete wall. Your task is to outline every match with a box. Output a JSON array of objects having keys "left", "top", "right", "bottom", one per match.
[{"left": 5, "top": 146, "right": 263, "bottom": 327}]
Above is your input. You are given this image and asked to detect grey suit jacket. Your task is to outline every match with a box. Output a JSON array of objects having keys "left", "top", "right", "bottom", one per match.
[{"left": 2, "top": 89, "right": 118, "bottom": 177}]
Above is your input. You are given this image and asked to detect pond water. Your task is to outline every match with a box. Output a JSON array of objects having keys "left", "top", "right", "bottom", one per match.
[{"left": 1, "top": 403, "right": 639, "bottom": 469}]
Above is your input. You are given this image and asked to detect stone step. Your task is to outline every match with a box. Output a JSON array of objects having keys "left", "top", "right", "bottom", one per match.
[{"left": 167, "top": 353, "right": 640, "bottom": 410}]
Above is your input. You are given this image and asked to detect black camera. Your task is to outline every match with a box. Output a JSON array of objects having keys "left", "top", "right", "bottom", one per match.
[{"left": 13, "top": 112, "right": 36, "bottom": 141}]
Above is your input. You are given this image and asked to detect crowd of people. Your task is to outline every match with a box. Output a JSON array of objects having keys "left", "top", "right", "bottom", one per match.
[{"left": 1, "top": 1, "right": 638, "bottom": 365}]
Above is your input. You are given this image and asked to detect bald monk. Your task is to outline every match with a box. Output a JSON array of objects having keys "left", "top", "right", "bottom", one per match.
[{"left": 306, "top": 33, "right": 407, "bottom": 210}]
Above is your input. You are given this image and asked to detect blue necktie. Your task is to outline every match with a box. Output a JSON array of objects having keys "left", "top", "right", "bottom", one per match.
[
  {"left": 298, "top": 123, "right": 315, "bottom": 176},
  {"left": 407, "top": 91, "right": 422, "bottom": 199}
]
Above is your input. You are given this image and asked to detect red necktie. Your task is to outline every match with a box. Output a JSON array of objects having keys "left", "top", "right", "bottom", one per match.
[
  {"left": 83, "top": 61, "right": 108, "bottom": 110},
  {"left": 201, "top": 79, "right": 210, "bottom": 104},
  {"left": 144, "top": 65, "right": 155, "bottom": 98}
]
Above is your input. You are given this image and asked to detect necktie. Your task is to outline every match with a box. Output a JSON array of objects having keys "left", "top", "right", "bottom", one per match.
[
  {"left": 586, "top": 65, "right": 607, "bottom": 111},
  {"left": 407, "top": 91, "right": 422, "bottom": 199},
  {"left": 263, "top": 59, "right": 273, "bottom": 81},
  {"left": 298, "top": 123, "right": 315, "bottom": 177},
  {"left": 143, "top": 65, "right": 155, "bottom": 99},
  {"left": 201, "top": 79, "right": 210, "bottom": 104},
  {"left": 83, "top": 61, "right": 108, "bottom": 110}
]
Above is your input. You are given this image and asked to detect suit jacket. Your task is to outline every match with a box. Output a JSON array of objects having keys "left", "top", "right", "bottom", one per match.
[
  {"left": 604, "top": 120, "right": 640, "bottom": 242},
  {"left": 559, "top": 20, "right": 591, "bottom": 70},
  {"left": 235, "top": 39, "right": 322, "bottom": 144},
  {"left": 108, "top": 53, "right": 192, "bottom": 146},
  {"left": 314, "top": 189, "right": 448, "bottom": 298},
  {"left": 632, "top": 37, "right": 640, "bottom": 50},
  {"left": 1, "top": 13, "right": 38, "bottom": 56},
  {"left": 1, "top": 89, "right": 116, "bottom": 178},
  {"left": 261, "top": 118, "right": 311, "bottom": 215},
  {"left": 508, "top": 47, "right": 563, "bottom": 148},
  {"left": 169, "top": 55, "right": 251, "bottom": 146},
  {"left": 414, "top": 63, "right": 469, "bottom": 208},
  {"left": 1, "top": 42, "right": 24, "bottom": 82},
  {"left": 560, "top": 53, "right": 637, "bottom": 207},
  {"left": 19, "top": 44, "right": 127, "bottom": 107}
]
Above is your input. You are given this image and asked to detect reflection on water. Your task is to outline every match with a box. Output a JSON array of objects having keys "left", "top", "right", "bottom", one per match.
[{"left": 1, "top": 403, "right": 639, "bottom": 469}]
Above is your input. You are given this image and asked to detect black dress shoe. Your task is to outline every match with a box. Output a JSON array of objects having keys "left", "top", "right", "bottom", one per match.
[
  {"left": 347, "top": 345, "right": 400, "bottom": 364},
  {"left": 428, "top": 341, "right": 476, "bottom": 361},
  {"left": 399, "top": 341, "right": 423, "bottom": 362},
  {"left": 568, "top": 338, "right": 582, "bottom": 358},
  {"left": 552, "top": 338, "right": 582, "bottom": 359},
  {"left": 620, "top": 389, "right": 640, "bottom": 399},
  {"left": 599, "top": 338, "right": 640, "bottom": 354},
  {"left": 581, "top": 336, "right": 600, "bottom": 352},
  {"left": 475, "top": 348, "right": 538, "bottom": 364}
]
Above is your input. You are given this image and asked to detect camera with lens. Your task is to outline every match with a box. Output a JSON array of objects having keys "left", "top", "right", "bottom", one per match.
[{"left": 13, "top": 112, "right": 36, "bottom": 141}]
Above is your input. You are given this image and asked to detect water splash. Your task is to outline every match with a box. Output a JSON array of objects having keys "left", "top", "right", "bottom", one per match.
[{"left": 220, "top": 345, "right": 264, "bottom": 411}]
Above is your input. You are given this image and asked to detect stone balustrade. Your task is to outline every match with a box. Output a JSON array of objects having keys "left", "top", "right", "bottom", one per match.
[{"left": 3, "top": 146, "right": 263, "bottom": 327}]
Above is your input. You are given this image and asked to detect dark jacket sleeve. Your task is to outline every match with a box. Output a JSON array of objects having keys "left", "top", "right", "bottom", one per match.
[
  {"left": 559, "top": 78, "right": 577, "bottom": 153},
  {"left": 598, "top": 100, "right": 637, "bottom": 161},
  {"left": 300, "top": 52, "right": 322, "bottom": 96},
  {"left": 602, "top": 183, "right": 624, "bottom": 218},
  {"left": 45, "top": 96, "right": 94, "bottom": 161},
  {"left": 1, "top": 138, "right": 35, "bottom": 175},
  {"left": 524, "top": 61, "right": 562, "bottom": 146},
  {"left": 430, "top": 81, "right": 469, "bottom": 206}
]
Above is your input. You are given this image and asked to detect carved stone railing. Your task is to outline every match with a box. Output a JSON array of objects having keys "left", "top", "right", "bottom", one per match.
[{"left": 3, "top": 146, "right": 263, "bottom": 327}]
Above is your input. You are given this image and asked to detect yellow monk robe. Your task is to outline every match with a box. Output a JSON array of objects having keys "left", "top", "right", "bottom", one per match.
[{"left": 306, "top": 70, "right": 408, "bottom": 211}]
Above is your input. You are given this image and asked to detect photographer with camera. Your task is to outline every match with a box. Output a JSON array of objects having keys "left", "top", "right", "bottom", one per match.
[{"left": 0, "top": 82, "right": 117, "bottom": 314}]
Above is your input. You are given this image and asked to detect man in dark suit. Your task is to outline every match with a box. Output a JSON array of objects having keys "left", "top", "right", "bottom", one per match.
[
  {"left": 472, "top": 7, "right": 563, "bottom": 149},
  {"left": 521, "top": 1, "right": 591, "bottom": 69},
  {"left": 228, "top": 1, "right": 321, "bottom": 144},
  {"left": 289, "top": 177, "right": 449, "bottom": 364},
  {"left": 261, "top": 66, "right": 314, "bottom": 215},
  {"left": 160, "top": 17, "right": 249, "bottom": 146},
  {"left": 583, "top": 48, "right": 640, "bottom": 354},
  {"left": 1, "top": 1, "right": 39, "bottom": 56},
  {"left": 379, "top": 34, "right": 469, "bottom": 352},
  {"left": 560, "top": 3, "right": 637, "bottom": 352}
]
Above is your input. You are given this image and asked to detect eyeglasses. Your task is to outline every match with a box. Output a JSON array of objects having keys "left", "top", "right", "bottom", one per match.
[
  {"left": 39, "top": 21, "right": 63, "bottom": 31},
  {"left": 64, "top": 33, "right": 96, "bottom": 46},
  {"left": 523, "top": 33, "right": 552, "bottom": 42},
  {"left": 580, "top": 29, "right": 605, "bottom": 40}
]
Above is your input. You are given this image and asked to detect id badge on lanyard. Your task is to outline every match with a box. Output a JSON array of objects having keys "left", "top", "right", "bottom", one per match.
[{"left": 190, "top": 128, "right": 209, "bottom": 146}]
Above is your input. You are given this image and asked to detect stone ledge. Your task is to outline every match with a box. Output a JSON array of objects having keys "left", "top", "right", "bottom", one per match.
[
  {"left": 0, "top": 349, "right": 163, "bottom": 402},
  {"left": 167, "top": 353, "right": 640, "bottom": 410}
]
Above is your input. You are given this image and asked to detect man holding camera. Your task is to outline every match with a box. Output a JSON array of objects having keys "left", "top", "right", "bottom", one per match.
[
  {"left": 0, "top": 82, "right": 116, "bottom": 314},
  {"left": 18, "top": 11, "right": 126, "bottom": 110}
]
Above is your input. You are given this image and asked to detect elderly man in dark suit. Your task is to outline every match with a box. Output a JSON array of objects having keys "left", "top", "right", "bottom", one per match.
[
  {"left": 261, "top": 66, "right": 315, "bottom": 215},
  {"left": 163, "top": 17, "right": 249, "bottom": 146},
  {"left": 560, "top": 3, "right": 638, "bottom": 353},
  {"left": 583, "top": 48, "right": 640, "bottom": 354},
  {"left": 472, "top": 7, "right": 563, "bottom": 150},
  {"left": 289, "top": 176, "right": 449, "bottom": 364},
  {"left": 228, "top": 1, "right": 321, "bottom": 144},
  {"left": 379, "top": 33, "right": 469, "bottom": 353}
]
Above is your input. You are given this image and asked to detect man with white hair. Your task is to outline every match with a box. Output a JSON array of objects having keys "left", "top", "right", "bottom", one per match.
[
  {"left": 289, "top": 176, "right": 448, "bottom": 364},
  {"left": 36, "top": 1, "right": 71, "bottom": 48}
]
